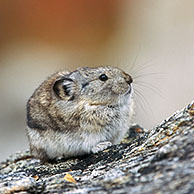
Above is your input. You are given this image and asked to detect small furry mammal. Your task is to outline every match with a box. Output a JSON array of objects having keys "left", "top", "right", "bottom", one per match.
[{"left": 26, "top": 66, "right": 134, "bottom": 162}]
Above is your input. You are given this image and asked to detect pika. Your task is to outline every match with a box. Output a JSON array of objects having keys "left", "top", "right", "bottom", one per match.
[{"left": 26, "top": 66, "right": 134, "bottom": 162}]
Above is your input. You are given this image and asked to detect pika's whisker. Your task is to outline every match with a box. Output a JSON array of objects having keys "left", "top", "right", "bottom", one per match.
[
  {"left": 134, "top": 81, "right": 163, "bottom": 98},
  {"left": 133, "top": 72, "right": 164, "bottom": 80},
  {"left": 130, "top": 60, "right": 154, "bottom": 77}
]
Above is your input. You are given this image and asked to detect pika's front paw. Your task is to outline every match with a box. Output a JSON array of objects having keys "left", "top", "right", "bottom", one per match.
[{"left": 91, "top": 141, "right": 112, "bottom": 153}]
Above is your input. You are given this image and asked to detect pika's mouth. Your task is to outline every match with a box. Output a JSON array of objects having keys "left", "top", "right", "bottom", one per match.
[{"left": 125, "top": 85, "right": 133, "bottom": 96}]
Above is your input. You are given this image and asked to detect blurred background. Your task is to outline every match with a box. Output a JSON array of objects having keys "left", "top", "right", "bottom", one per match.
[{"left": 0, "top": 0, "right": 194, "bottom": 161}]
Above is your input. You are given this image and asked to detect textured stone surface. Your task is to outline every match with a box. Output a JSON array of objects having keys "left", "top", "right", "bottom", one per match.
[{"left": 0, "top": 101, "right": 194, "bottom": 193}]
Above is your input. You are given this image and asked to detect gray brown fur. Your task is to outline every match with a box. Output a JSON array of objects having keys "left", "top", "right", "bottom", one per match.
[{"left": 26, "top": 66, "right": 134, "bottom": 162}]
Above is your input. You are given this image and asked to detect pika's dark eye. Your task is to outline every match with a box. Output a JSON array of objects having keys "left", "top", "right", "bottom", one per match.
[{"left": 99, "top": 74, "right": 108, "bottom": 81}]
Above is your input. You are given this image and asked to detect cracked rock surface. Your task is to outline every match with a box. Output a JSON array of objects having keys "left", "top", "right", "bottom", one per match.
[{"left": 0, "top": 101, "right": 194, "bottom": 193}]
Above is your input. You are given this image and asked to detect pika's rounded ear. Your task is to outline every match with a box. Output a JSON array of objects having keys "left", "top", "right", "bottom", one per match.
[{"left": 52, "top": 78, "right": 75, "bottom": 100}]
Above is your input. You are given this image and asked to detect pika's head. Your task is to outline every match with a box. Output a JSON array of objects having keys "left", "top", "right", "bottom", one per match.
[{"left": 52, "top": 66, "right": 133, "bottom": 106}]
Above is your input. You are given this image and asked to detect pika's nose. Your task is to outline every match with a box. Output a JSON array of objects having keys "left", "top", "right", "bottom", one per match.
[{"left": 124, "top": 73, "right": 133, "bottom": 85}]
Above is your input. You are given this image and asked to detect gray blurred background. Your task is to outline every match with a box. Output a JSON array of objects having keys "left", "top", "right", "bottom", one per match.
[{"left": 0, "top": 1, "right": 194, "bottom": 161}]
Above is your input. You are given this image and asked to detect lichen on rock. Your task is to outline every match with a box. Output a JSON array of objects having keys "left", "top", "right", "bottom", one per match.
[{"left": 0, "top": 101, "right": 194, "bottom": 193}]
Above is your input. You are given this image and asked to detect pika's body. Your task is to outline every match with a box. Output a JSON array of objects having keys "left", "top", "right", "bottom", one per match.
[{"left": 26, "top": 66, "right": 134, "bottom": 161}]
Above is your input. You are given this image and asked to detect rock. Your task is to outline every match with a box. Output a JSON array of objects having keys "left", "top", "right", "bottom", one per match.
[{"left": 0, "top": 101, "right": 194, "bottom": 193}]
